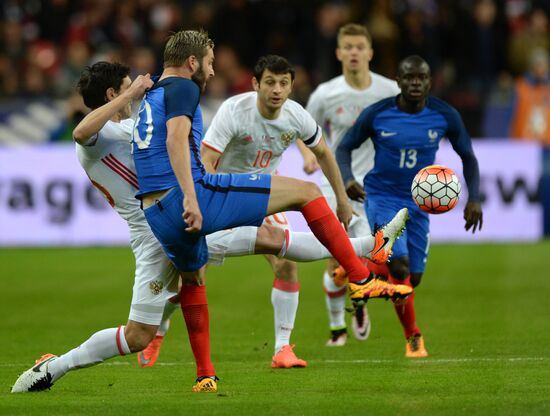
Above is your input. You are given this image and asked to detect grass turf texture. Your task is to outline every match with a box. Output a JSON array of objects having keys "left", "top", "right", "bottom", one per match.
[{"left": 1, "top": 243, "right": 550, "bottom": 415}]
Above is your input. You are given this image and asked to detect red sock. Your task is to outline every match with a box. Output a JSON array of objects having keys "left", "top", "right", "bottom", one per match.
[
  {"left": 365, "top": 259, "right": 389, "bottom": 278},
  {"left": 388, "top": 275, "right": 420, "bottom": 339},
  {"left": 302, "top": 197, "right": 369, "bottom": 282},
  {"left": 180, "top": 285, "right": 216, "bottom": 377}
]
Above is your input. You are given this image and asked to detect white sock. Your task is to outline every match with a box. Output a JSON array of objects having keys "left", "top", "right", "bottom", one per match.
[
  {"left": 323, "top": 271, "right": 347, "bottom": 330},
  {"left": 157, "top": 300, "right": 178, "bottom": 336},
  {"left": 48, "top": 326, "right": 131, "bottom": 383},
  {"left": 271, "top": 279, "right": 299, "bottom": 353},
  {"left": 283, "top": 231, "right": 375, "bottom": 262}
]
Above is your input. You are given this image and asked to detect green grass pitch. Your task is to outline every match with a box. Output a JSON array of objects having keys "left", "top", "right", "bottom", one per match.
[{"left": 1, "top": 242, "right": 550, "bottom": 415}]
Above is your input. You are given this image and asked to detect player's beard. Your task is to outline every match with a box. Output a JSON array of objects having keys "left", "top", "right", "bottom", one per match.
[{"left": 192, "top": 61, "right": 208, "bottom": 92}]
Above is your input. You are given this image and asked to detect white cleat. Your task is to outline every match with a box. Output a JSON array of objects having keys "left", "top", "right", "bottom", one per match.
[
  {"left": 351, "top": 303, "right": 371, "bottom": 341},
  {"left": 370, "top": 208, "right": 409, "bottom": 264},
  {"left": 11, "top": 354, "right": 57, "bottom": 393},
  {"left": 326, "top": 328, "right": 348, "bottom": 347}
]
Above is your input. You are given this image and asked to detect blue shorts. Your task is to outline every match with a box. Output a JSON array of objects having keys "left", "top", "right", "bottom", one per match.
[
  {"left": 144, "top": 173, "right": 271, "bottom": 272},
  {"left": 365, "top": 196, "right": 430, "bottom": 274}
]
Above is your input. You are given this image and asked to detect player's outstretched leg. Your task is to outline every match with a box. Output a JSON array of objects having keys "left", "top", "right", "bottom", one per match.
[
  {"left": 138, "top": 294, "right": 179, "bottom": 368},
  {"left": 266, "top": 177, "right": 412, "bottom": 302}
]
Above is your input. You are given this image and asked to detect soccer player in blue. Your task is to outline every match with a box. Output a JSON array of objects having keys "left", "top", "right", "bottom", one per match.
[
  {"left": 336, "top": 55, "right": 483, "bottom": 358},
  {"left": 132, "top": 29, "right": 412, "bottom": 391}
]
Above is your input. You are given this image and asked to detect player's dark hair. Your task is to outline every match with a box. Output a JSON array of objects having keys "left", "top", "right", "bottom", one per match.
[
  {"left": 398, "top": 55, "right": 430, "bottom": 75},
  {"left": 76, "top": 62, "right": 130, "bottom": 110},
  {"left": 164, "top": 29, "right": 214, "bottom": 68},
  {"left": 253, "top": 55, "right": 295, "bottom": 82}
]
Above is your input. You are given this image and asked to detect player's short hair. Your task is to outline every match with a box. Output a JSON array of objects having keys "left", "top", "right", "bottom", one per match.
[
  {"left": 76, "top": 61, "right": 130, "bottom": 110},
  {"left": 337, "top": 23, "right": 372, "bottom": 45},
  {"left": 253, "top": 55, "right": 295, "bottom": 82},
  {"left": 164, "top": 29, "right": 214, "bottom": 68}
]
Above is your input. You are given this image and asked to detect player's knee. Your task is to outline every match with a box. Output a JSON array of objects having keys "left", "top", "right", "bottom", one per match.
[
  {"left": 273, "top": 259, "right": 298, "bottom": 281},
  {"left": 125, "top": 326, "right": 156, "bottom": 352},
  {"left": 410, "top": 273, "right": 423, "bottom": 288},
  {"left": 388, "top": 259, "right": 410, "bottom": 280},
  {"left": 256, "top": 225, "right": 285, "bottom": 254},
  {"left": 297, "top": 181, "right": 322, "bottom": 206}
]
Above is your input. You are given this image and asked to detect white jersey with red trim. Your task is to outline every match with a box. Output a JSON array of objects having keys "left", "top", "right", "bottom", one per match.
[
  {"left": 306, "top": 73, "right": 400, "bottom": 184},
  {"left": 203, "top": 91, "right": 322, "bottom": 174},
  {"left": 76, "top": 119, "right": 147, "bottom": 233}
]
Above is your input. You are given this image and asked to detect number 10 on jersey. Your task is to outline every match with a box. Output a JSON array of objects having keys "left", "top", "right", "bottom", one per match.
[{"left": 252, "top": 150, "right": 273, "bottom": 168}]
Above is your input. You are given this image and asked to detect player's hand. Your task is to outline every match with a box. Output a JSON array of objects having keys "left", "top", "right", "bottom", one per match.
[
  {"left": 127, "top": 74, "right": 154, "bottom": 100},
  {"left": 336, "top": 200, "right": 353, "bottom": 231},
  {"left": 302, "top": 153, "right": 320, "bottom": 174},
  {"left": 464, "top": 201, "right": 483, "bottom": 233},
  {"left": 345, "top": 179, "right": 366, "bottom": 203},
  {"left": 183, "top": 197, "right": 202, "bottom": 233}
]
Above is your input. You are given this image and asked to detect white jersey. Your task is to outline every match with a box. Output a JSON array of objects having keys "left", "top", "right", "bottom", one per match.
[
  {"left": 306, "top": 73, "right": 400, "bottom": 184},
  {"left": 76, "top": 119, "right": 149, "bottom": 235},
  {"left": 203, "top": 91, "right": 322, "bottom": 174}
]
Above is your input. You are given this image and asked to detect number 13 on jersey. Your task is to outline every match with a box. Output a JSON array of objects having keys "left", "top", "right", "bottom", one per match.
[{"left": 399, "top": 148, "right": 417, "bottom": 168}]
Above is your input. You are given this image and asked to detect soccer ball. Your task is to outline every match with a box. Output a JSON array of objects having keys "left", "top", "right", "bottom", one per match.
[{"left": 411, "top": 165, "right": 461, "bottom": 214}]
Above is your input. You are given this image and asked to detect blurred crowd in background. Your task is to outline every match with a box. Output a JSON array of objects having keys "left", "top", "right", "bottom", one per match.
[{"left": 1, "top": 0, "right": 550, "bottom": 145}]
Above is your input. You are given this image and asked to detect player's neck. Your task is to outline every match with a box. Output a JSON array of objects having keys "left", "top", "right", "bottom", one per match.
[
  {"left": 160, "top": 67, "right": 192, "bottom": 81},
  {"left": 398, "top": 95, "right": 426, "bottom": 113},
  {"left": 256, "top": 100, "right": 281, "bottom": 120},
  {"left": 344, "top": 68, "right": 371, "bottom": 90}
]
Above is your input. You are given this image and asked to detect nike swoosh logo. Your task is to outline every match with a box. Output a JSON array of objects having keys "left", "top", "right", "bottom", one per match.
[
  {"left": 32, "top": 358, "right": 51, "bottom": 373},
  {"left": 380, "top": 131, "right": 397, "bottom": 137},
  {"left": 138, "top": 352, "right": 151, "bottom": 365},
  {"left": 372, "top": 237, "right": 390, "bottom": 256}
]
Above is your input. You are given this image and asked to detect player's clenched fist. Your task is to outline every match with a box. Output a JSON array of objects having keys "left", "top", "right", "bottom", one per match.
[{"left": 127, "top": 74, "right": 154, "bottom": 100}]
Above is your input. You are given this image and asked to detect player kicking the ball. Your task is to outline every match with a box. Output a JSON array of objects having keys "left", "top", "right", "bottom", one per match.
[{"left": 11, "top": 59, "right": 408, "bottom": 393}]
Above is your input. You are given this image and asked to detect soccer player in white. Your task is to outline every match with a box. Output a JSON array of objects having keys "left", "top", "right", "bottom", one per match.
[
  {"left": 304, "top": 23, "right": 400, "bottom": 346},
  {"left": 12, "top": 61, "right": 406, "bottom": 392},
  {"left": 200, "top": 54, "right": 357, "bottom": 368}
]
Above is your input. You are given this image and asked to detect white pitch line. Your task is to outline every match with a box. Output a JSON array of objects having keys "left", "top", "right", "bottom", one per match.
[{"left": 3, "top": 357, "right": 549, "bottom": 368}]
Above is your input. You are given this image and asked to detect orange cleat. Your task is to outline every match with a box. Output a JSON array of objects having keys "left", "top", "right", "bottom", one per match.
[
  {"left": 271, "top": 344, "right": 307, "bottom": 368},
  {"left": 332, "top": 265, "right": 349, "bottom": 287},
  {"left": 348, "top": 277, "right": 412, "bottom": 302},
  {"left": 138, "top": 335, "right": 165, "bottom": 368},
  {"left": 370, "top": 208, "right": 408, "bottom": 264},
  {"left": 405, "top": 334, "right": 429, "bottom": 358}
]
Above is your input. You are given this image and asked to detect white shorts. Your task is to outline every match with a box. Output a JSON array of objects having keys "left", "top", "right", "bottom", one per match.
[
  {"left": 128, "top": 229, "right": 180, "bottom": 325},
  {"left": 320, "top": 180, "right": 371, "bottom": 237},
  {"left": 206, "top": 213, "right": 291, "bottom": 266}
]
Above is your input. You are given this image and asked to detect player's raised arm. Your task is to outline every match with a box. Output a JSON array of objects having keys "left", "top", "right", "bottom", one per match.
[{"left": 74, "top": 72, "right": 152, "bottom": 144}]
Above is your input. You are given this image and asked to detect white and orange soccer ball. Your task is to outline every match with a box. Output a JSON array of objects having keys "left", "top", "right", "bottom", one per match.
[{"left": 411, "top": 165, "right": 461, "bottom": 214}]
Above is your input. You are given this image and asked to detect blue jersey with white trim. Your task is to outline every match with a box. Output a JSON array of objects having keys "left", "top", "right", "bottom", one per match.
[
  {"left": 132, "top": 77, "right": 205, "bottom": 197},
  {"left": 337, "top": 95, "right": 479, "bottom": 200}
]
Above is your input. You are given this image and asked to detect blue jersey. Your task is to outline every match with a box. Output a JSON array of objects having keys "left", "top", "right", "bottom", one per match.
[
  {"left": 337, "top": 95, "right": 480, "bottom": 201},
  {"left": 132, "top": 77, "right": 205, "bottom": 198}
]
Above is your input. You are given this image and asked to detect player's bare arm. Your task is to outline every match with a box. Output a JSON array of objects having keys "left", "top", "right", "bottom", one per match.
[
  {"left": 166, "top": 115, "right": 202, "bottom": 232},
  {"left": 296, "top": 140, "right": 320, "bottom": 174},
  {"left": 73, "top": 74, "right": 153, "bottom": 143},
  {"left": 200, "top": 144, "right": 222, "bottom": 174},
  {"left": 309, "top": 137, "right": 353, "bottom": 229}
]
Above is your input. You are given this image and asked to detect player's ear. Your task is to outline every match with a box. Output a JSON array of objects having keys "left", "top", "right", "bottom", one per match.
[
  {"left": 252, "top": 76, "right": 259, "bottom": 91},
  {"left": 367, "top": 47, "right": 374, "bottom": 62},
  {"left": 336, "top": 47, "right": 343, "bottom": 63},
  {"left": 105, "top": 87, "right": 116, "bottom": 102}
]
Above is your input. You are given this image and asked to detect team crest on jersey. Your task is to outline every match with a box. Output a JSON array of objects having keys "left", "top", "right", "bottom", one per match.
[
  {"left": 428, "top": 129, "right": 438, "bottom": 142},
  {"left": 280, "top": 131, "right": 296, "bottom": 147},
  {"left": 243, "top": 135, "right": 253, "bottom": 144},
  {"left": 149, "top": 280, "right": 164, "bottom": 295}
]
